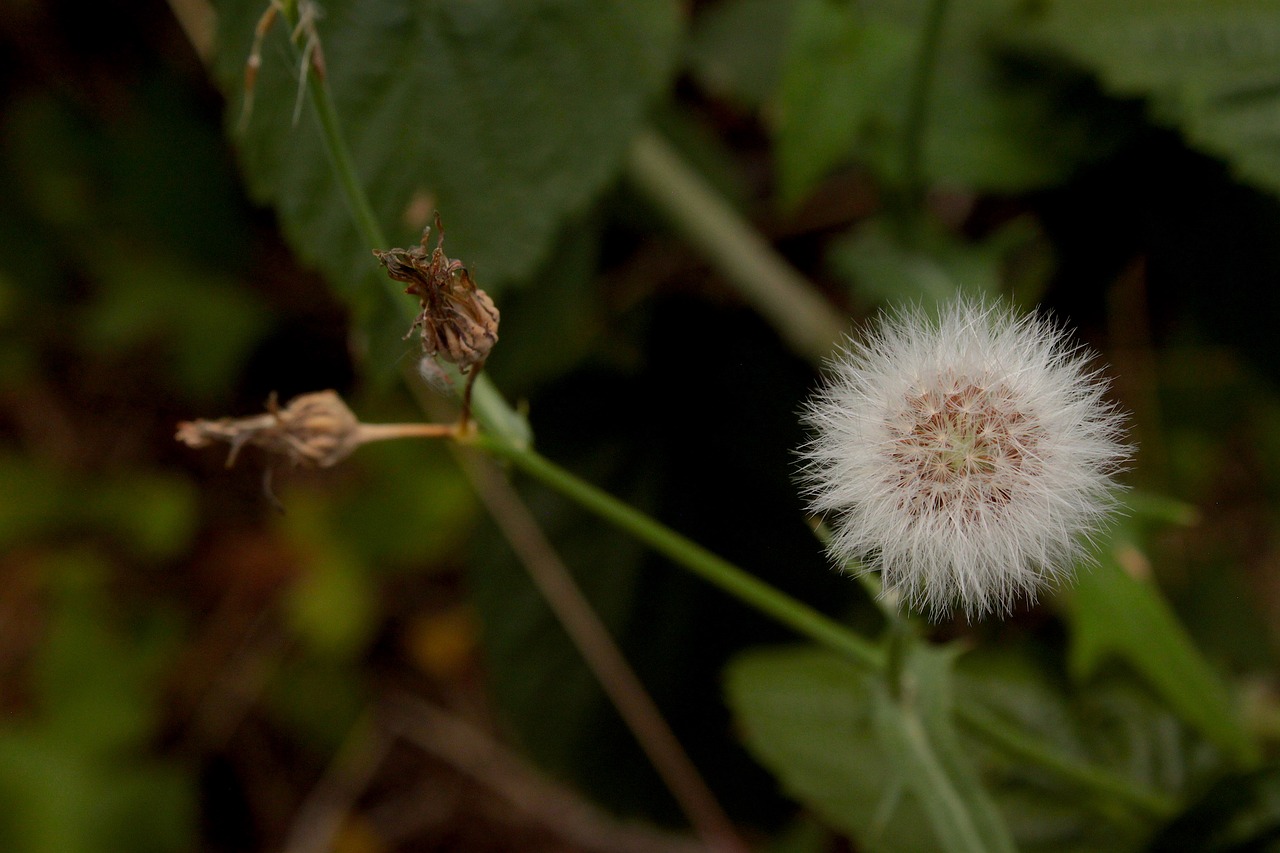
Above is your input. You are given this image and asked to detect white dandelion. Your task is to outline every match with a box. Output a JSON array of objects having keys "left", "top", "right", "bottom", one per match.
[{"left": 801, "top": 297, "right": 1130, "bottom": 620}]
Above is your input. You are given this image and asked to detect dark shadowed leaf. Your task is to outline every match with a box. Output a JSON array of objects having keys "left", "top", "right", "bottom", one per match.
[{"left": 1021, "top": 1, "right": 1280, "bottom": 196}]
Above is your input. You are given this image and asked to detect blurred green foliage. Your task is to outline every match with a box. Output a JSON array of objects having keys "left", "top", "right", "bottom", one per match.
[{"left": 3, "top": 0, "right": 1280, "bottom": 850}]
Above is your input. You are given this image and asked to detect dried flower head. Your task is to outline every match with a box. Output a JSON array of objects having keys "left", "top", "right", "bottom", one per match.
[
  {"left": 801, "top": 297, "right": 1130, "bottom": 620},
  {"left": 374, "top": 213, "right": 499, "bottom": 375},
  {"left": 176, "top": 390, "right": 452, "bottom": 469}
]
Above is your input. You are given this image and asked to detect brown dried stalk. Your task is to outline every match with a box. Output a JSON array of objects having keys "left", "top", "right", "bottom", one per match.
[{"left": 175, "top": 390, "right": 454, "bottom": 469}]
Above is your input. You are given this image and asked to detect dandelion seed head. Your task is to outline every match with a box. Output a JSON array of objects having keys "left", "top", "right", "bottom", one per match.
[{"left": 801, "top": 297, "right": 1130, "bottom": 620}]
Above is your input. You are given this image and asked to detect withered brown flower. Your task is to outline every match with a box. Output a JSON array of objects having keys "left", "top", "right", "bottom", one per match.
[
  {"left": 175, "top": 390, "right": 452, "bottom": 469},
  {"left": 374, "top": 213, "right": 499, "bottom": 375}
]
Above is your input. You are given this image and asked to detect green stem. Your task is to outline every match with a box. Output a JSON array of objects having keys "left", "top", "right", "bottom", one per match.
[
  {"left": 475, "top": 433, "right": 885, "bottom": 672},
  {"left": 624, "top": 130, "right": 845, "bottom": 364},
  {"left": 896, "top": 0, "right": 948, "bottom": 241},
  {"left": 476, "top": 434, "right": 1177, "bottom": 820},
  {"left": 304, "top": 81, "right": 388, "bottom": 265},
  {"left": 278, "top": 14, "right": 531, "bottom": 448}
]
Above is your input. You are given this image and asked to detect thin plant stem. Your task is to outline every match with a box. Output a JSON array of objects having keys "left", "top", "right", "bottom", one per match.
[
  {"left": 277, "top": 11, "right": 529, "bottom": 447},
  {"left": 897, "top": 0, "right": 948, "bottom": 240},
  {"left": 457, "top": 448, "right": 750, "bottom": 853},
  {"left": 625, "top": 130, "right": 846, "bottom": 364},
  {"left": 304, "top": 81, "right": 388, "bottom": 260},
  {"left": 353, "top": 422, "right": 455, "bottom": 442},
  {"left": 475, "top": 432, "right": 885, "bottom": 673}
]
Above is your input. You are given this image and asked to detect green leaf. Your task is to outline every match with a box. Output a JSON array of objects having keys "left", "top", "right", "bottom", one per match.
[
  {"left": 774, "top": 0, "right": 913, "bottom": 207},
  {"left": 774, "top": 0, "right": 1116, "bottom": 204},
  {"left": 0, "top": 554, "right": 196, "bottom": 853},
  {"left": 725, "top": 644, "right": 1015, "bottom": 853},
  {"left": 0, "top": 455, "right": 198, "bottom": 561},
  {"left": 1063, "top": 515, "right": 1259, "bottom": 767},
  {"left": 0, "top": 732, "right": 194, "bottom": 853},
  {"left": 957, "top": 649, "right": 1222, "bottom": 852},
  {"left": 211, "top": 0, "right": 680, "bottom": 309},
  {"left": 77, "top": 239, "right": 269, "bottom": 400},
  {"left": 687, "top": 0, "right": 796, "bottom": 110},
  {"left": 277, "top": 493, "right": 379, "bottom": 660},
  {"left": 828, "top": 214, "right": 1048, "bottom": 310},
  {"left": 1022, "top": 1, "right": 1280, "bottom": 195}
]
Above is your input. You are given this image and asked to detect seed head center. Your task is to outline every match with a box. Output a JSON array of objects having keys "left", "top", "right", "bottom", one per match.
[{"left": 887, "top": 378, "right": 1041, "bottom": 515}]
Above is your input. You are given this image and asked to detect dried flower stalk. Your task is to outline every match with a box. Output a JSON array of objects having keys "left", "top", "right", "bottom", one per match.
[{"left": 175, "top": 390, "right": 453, "bottom": 469}]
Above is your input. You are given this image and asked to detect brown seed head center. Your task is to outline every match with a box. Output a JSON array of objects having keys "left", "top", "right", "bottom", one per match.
[{"left": 887, "top": 377, "right": 1042, "bottom": 516}]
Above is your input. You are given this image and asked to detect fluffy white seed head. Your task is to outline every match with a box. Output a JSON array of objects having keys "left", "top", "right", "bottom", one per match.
[{"left": 800, "top": 297, "right": 1130, "bottom": 620}]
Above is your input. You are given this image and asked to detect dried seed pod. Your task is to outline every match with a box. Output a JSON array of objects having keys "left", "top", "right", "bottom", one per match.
[
  {"left": 374, "top": 213, "right": 499, "bottom": 374},
  {"left": 176, "top": 390, "right": 363, "bottom": 469}
]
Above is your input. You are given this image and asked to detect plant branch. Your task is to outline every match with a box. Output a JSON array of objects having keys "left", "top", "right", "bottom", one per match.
[
  {"left": 474, "top": 433, "right": 1180, "bottom": 821},
  {"left": 474, "top": 433, "right": 885, "bottom": 672},
  {"left": 625, "top": 130, "right": 846, "bottom": 364}
]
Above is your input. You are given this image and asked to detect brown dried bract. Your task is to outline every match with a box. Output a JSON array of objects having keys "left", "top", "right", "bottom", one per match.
[{"left": 374, "top": 213, "right": 499, "bottom": 375}]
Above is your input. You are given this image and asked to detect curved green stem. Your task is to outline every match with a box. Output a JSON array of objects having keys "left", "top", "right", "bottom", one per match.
[
  {"left": 476, "top": 434, "right": 1178, "bottom": 821},
  {"left": 474, "top": 432, "right": 885, "bottom": 672},
  {"left": 274, "top": 9, "right": 530, "bottom": 448},
  {"left": 304, "top": 80, "right": 388, "bottom": 268}
]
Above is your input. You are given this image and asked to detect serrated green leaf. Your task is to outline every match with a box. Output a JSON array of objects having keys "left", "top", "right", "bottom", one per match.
[
  {"left": 725, "top": 644, "right": 1015, "bottom": 853},
  {"left": 211, "top": 0, "right": 679, "bottom": 315},
  {"left": 1023, "top": 1, "right": 1280, "bottom": 195},
  {"left": 1064, "top": 517, "right": 1259, "bottom": 767}
]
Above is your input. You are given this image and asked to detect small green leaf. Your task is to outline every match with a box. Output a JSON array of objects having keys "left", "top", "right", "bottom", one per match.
[
  {"left": 774, "top": 0, "right": 913, "bottom": 207},
  {"left": 1064, "top": 517, "right": 1259, "bottom": 767},
  {"left": 726, "top": 644, "right": 1015, "bottom": 853}
]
